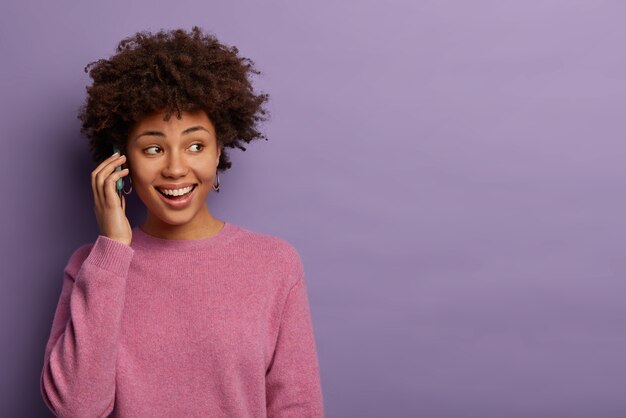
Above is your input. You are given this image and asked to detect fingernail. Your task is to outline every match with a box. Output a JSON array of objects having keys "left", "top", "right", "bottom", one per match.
[{"left": 112, "top": 151, "right": 119, "bottom": 156}]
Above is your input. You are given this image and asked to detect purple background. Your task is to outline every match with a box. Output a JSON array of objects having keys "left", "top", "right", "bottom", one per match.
[{"left": 2, "top": 0, "right": 626, "bottom": 416}]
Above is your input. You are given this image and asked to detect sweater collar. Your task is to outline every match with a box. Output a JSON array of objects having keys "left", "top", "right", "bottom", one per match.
[{"left": 131, "top": 222, "right": 238, "bottom": 251}]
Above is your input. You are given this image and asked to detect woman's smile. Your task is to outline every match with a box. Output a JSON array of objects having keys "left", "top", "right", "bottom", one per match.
[{"left": 155, "top": 184, "right": 198, "bottom": 208}]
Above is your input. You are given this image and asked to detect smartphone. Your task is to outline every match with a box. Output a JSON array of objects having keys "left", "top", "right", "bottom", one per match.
[{"left": 113, "top": 146, "right": 123, "bottom": 204}]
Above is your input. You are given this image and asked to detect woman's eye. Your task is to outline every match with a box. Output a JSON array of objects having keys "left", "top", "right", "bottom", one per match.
[
  {"left": 145, "top": 146, "right": 161, "bottom": 155},
  {"left": 190, "top": 144, "right": 204, "bottom": 152}
]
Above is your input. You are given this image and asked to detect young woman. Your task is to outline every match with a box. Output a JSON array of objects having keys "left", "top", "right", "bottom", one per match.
[{"left": 40, "top": 27, "right": 324, "bottom": 417}]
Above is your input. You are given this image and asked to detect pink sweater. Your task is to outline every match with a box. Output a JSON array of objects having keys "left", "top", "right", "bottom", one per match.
[{"left": 40, "top": 222, "right": 324, "bottom": 417}]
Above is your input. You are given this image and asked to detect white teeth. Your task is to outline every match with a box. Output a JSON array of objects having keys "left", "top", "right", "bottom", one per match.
[{"left": 159, "top": 186, "right": 193, "bottom": 196}]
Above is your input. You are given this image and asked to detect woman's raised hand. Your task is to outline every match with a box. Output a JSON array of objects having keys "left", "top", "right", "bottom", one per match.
[{"left": 91, "top": 152, "right": 132, "bottom": 246}]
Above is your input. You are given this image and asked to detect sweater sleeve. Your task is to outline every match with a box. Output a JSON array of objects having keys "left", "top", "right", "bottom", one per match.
[
  {"left": 265, "top": 254, "right": 325, "bottom": 418},
  {"left": 40, "top": 235, "right": 134, "bottom": 418}
]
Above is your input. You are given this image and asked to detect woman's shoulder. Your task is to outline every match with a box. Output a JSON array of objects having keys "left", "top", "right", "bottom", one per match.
[
  {"left": 230, "top": 223, "right": 302, "bottom": 259},
  {"left": 229, "top": 223, "right": 304, "bottom": 281}
]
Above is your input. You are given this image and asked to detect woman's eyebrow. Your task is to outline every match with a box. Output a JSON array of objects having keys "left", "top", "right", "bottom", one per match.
[
  {"left": 134, "top": 130, "right": 164, "bottom": 141},
  {"left": 134, "top": 126, "right": 211, "bottom": 141},
  {"left": 181, "top": 126, "right": 210, "bottom": 135}
]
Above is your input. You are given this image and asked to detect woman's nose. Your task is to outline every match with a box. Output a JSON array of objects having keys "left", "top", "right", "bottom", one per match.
[{"left": 162, "top": 150, "right": 188, "bottom": 178}]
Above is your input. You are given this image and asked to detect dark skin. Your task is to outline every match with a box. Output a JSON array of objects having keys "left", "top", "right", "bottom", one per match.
[
  {"left": 91, "top": 152, "right": 132, "bottom": 245},
  {"left": 92, "top": 109, "right": 224, "bottom": 245}
]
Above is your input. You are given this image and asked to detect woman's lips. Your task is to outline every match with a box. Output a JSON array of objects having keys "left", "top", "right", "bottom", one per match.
[{"left": 156, "top": 185, "right": 197, "bottom": 209}]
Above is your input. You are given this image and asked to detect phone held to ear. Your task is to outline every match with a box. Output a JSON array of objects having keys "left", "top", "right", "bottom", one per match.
[{"left": 113, "top": 146, "right": 123, "bottom": 205}]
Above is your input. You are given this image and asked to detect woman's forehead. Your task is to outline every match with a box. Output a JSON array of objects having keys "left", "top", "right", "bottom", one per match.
[{"left": 130, "top": 109, "right": 215, "bottom": 138}]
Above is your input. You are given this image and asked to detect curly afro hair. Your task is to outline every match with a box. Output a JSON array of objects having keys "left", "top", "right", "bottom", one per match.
[{"left": 79, "top": 26, "right": 269, "bottom": 171}]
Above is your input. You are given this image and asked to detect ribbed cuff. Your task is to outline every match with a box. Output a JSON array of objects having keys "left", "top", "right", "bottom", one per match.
[{"left": 86, "top": 235, "right": 135, "bottom": 277}]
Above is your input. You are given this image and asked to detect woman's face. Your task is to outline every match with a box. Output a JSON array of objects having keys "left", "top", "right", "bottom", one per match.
[{"left": 125, "top": 109, "right": 221, "bottom": 234}]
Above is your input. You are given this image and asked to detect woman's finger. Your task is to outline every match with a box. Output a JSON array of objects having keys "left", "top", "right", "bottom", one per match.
[
  {"left": 104, "top": 168, "right": 129, "bottom": 207},
  {"left": 94, "top": 155, "right": 126, "bottom": 206},
  {"left": 91, "top": 152, "right": 122, "bottom": 202},
  {"left": 92, "top": 151, "right": 121, "bottom": 175}
]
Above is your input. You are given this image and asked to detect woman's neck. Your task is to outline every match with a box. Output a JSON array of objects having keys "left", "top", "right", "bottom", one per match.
[{"left": 139, "top": 209, "right": 225, "bottom": 240}]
